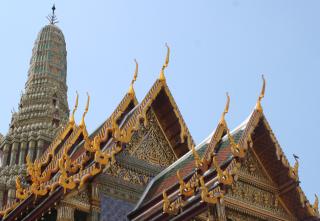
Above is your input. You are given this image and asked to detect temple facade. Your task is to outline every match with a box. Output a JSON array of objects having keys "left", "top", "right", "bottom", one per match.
[{"left": 0, "top": 7, "right": 318, "bottom": 221}]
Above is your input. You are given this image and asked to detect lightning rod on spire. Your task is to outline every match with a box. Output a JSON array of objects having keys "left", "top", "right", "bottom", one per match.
[{"left": 47, "top": 4, "right": 59, "bottom": 25}]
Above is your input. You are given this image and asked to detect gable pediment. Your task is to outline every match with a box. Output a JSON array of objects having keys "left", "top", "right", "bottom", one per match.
[
  {"left": 124, "top": 108, "right": 177, "bottom": 167},
  {"left": 226, "top": 148, "right": 296, "bottom": 221}
]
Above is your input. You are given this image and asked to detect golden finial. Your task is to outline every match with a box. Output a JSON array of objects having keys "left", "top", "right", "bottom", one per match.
[
  {"left": 80, "top": 93, "right": 90, "bottom": 127},
  {"left": 159, "top": 43, "right": 170, "bottom": 81},
  {"left": 293, "top": 154, "right": 299, "bottom": 177},
  {"left": 220, "top": 92, "right": 230, "bottom": 125},
  {"left": 69, "top": 92, "right": 79, "bottom": 124},
  {"left": 128, "top": 59, "right": 138, "bottom": 95},
  {"left": 256, "top": 75, "right": 266, "bottom": 112}
]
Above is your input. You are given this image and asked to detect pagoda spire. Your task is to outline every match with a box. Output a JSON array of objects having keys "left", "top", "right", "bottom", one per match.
[
  {"left": 0, "top": 10, "right": 69, "bottom": 207},
  {"left": 159, "top": 43, "right": 170, "bottom": 81}
]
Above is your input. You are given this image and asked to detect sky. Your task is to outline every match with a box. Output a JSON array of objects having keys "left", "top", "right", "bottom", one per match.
[{"left": 0, "top": 1, "right": 319, "bottom": 203}]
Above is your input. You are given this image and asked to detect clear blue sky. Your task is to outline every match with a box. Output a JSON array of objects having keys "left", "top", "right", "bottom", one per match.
[{"left": 0, "top": 1, "right": 319, "bottom": 202}]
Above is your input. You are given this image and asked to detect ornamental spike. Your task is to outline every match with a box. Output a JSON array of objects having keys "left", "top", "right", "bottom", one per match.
[
  {"left": 159, "top": 43, "right": 170, "bottom": 81},
  {"left": 128, "top": 59, "right": 138, "bottom": 95},
  {"left": 256, "top": 75, "right": 266, "bottom": 112}
]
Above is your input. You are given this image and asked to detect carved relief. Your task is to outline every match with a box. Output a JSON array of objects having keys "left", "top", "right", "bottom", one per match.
[
  {"left": 226, "top": 209, "right": 266, "bottom": 221},
  {"left": 227, "top": 150, "right": 291, "bottom": 220},
  {"left": 228, "top": 181, "right": 288, "bottom": 217},
  {"left": 239, "top": 150, "right": 271, "bottom": 185},
  {"left": 125, "top": 109, "right": 176, "bottom": 167},
  {"left": 106, "top": 163, "right": 150, "bottom": 186}
]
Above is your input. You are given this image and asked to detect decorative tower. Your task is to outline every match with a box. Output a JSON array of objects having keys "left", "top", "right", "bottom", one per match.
[{"left": 0, "top": 5, "right": 69, "bottom": 206}]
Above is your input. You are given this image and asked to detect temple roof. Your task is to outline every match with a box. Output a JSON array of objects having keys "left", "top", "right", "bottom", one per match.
[{"left": 128, "top": 82, "right": 320, "bottom": 221}]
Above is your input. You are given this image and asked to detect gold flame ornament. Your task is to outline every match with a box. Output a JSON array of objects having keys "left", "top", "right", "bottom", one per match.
[
  {"left": 69, "top": 91, "right": 79, "bottom": 124},
  {"left": 176, "top": 170, "right": 194, "bottom": 197},
  {"left": 212, "top": 154, "right": 233, "bottom": 186},
  {"left": 159, "top": 43, "right": 170, "bottom": 81},
  {"left": 256, "top": 75, "right": 266, "bottom": 112},
  {"left": 128, "top": 59, "right": 138, "bottom": 95},
  {"left": 16, "top": 177, "right": 29, "bottom": 200},
  {"left": 200, "top": 176, "right": 223, "bottom": 205},
  {"left": 227, "top": 128, "right": 245, "bottom": 158},
  {"left": 162, "top": 190, "right": 180, "bottom": 215}
]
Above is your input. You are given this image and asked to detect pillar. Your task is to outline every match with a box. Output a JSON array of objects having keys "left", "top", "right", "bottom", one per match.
[
  {"left": 36, "top": 139, "right": 45, "bottom": 159},
  {"left": 19, "top": 141, "right": 27, "bottom": 165},
  {"left": 7, "top": 188, "right": 15, "bottom": 204},
  {"left": 57, "top": 203, "right": 75, "bottom": 221},
  {"left": 28, "top": 140, "right": 36, "bottom": 162},
  {"left": 88, "top": 184, "right": 100, "bottom": 221},
  {"left": 10, "top": 142, "right": 19, "bottom": 166},
  {"left": 2, "top": 144, "right": 10, "bottom": 167},
  {"left": 0, "top": 189, "right": 4, "bottom": 208},
  {"left": 207, "top": 205, "right": 218, "bottom": 221},
  {"left": 216, "top": 198, "right": 227, "bottom": 221},
  {"left": 88, "top": 207, "right": 100, "bottom": 221}
]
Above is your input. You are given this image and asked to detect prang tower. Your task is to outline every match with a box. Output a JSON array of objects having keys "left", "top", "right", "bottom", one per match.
[{"left": 0, "top": 7, "right": 69, "bottom": 205}]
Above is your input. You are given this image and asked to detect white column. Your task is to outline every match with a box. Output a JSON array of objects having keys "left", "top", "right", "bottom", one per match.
[
  {"left": 28, "top": 140, "right": 36, "bottom": 162},
  {"left": 36, "top": 139, "right": 45, "bottom": 159},
  {"left": 57, "top": 203, "right": 75, "bottom": 221},
  {"left": 2, "top": 144, "right": 10, "bottom": 167},
  {"left": 7, "top": 188, "right": 16, "bottom": 204},
  {"left": 19, "top": 141, "right": 27, "bottom": 165},
  {"left": 10, "top": 142, "right": 19, "bottom": 166}
]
